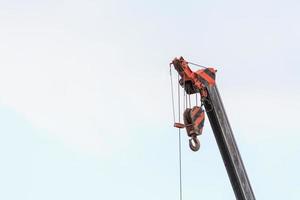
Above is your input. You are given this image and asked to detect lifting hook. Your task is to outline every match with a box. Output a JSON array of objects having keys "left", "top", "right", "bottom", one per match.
[{"left": 189, "top": 136, "right": 200, "bottom": 152}]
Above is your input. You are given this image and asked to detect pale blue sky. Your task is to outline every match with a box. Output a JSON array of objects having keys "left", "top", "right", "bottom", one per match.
[{"left": 0, "top": 1, "right": 299, "bottom": 199}]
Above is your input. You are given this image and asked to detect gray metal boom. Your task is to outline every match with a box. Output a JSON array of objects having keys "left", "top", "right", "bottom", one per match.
[{"left": 203, "top": 85, "right": 256, "bottom": 200}]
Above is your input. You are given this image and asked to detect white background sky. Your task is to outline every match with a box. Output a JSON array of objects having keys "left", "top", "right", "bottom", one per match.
[{"left": 0, "top": 0, "right": 299, "bottom": 199}]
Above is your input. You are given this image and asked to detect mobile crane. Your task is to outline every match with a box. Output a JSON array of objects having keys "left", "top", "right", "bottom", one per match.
[{"left": 170, "top": 57, "right": 255, "bottom": 200}]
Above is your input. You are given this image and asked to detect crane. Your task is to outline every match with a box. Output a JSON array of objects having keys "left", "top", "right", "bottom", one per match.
[{"left": 169, "top": 57, "right": 255, "bottom": 200}]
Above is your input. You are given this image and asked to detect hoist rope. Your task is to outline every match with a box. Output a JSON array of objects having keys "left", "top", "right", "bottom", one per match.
[
  {"left": 169, "top": 66, "right": 176, "bottom": 123},
  {"left": 177, "top": 73, "right": 183, "bottom": 200},
  {"left": 169, "top": 65, "right": 183, "bottom": 200},
  {"left": 184, "top": 92, "right": 186, "bottom": 110},
  {"left": 187, "top": 61, "right": 207, "bottom": 69}
]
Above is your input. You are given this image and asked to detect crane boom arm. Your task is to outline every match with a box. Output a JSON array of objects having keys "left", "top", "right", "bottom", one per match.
[
  {"left": 171, "top": 57, "right": 255, "bottom": 200},
  {"left": 204, "top": 85, "right": 255, "bottom": 200}
]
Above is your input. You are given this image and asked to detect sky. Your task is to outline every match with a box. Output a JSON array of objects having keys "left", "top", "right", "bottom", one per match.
[{"left": 0, "top": 0, "right": 299, "bottom": 199}]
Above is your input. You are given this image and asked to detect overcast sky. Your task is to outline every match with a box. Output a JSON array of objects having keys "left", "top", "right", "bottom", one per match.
[{"left": 0, "top": 1, "right": 299, "bottom": 199}]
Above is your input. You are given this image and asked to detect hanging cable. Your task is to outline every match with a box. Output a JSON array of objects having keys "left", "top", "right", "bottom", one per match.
[
  {"left": 187, "top": 61, "right": 207, "bottom": 69},
  {"left": 177, "top": 73, "right": 183, "bottom": 200},
  {"left": 170, "top": 64, "right": 184, "bottom": 200},
  {"left": 183, "top": 76, "right": 187, "bottom": 111},
  {"left": 169, "top": 65, "right": 176, "bottom": 123}
]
